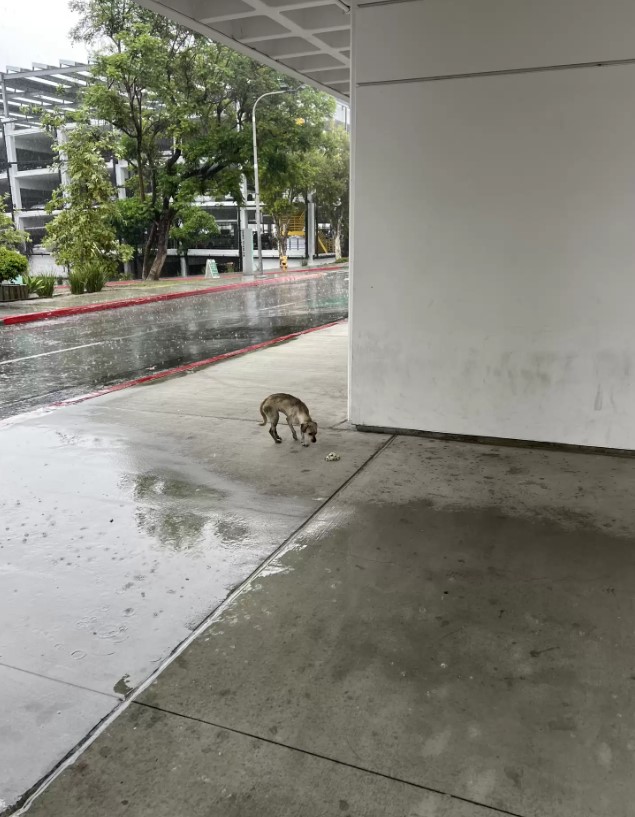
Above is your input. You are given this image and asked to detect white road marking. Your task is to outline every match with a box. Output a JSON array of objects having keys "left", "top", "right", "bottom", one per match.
[
  {"left": 0, "top": 341, "right": 107, "bottom": 366},
  {"left": 258, "top": 301, "right": 296, "bottom": 311}
]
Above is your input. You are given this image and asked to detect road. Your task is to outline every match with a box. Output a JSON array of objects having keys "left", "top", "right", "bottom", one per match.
[{"left": 0, "top": 270, "right": 348, "bottom": 419}]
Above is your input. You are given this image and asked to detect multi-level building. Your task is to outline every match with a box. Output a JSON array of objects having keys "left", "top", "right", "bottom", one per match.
[{"left": 1, "top": 62, "right": 348, "bottom": 276}]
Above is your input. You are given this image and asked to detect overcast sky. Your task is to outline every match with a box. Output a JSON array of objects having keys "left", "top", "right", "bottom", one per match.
[{"left": 0, "top": 0, "right": 88, "bottom": 72}]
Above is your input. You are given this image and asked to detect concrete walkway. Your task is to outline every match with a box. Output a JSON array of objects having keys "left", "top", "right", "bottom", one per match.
[{"left": 4, "top": 325, "right": 635, "bottom": 816}]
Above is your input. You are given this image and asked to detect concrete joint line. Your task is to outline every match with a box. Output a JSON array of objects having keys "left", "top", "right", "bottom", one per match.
[
  {"left": 0, "top": 661, "right": 119, "bottom": 703},
  {"left": 358, "top": 0, "right": 421, "bottom": 7},
  {"left": 9, "top": 435, "right": 395, "bottom": 817},
  {"left": 134, "top": 701, "right": 530, "bottom": 817},
  {"left": 357, "top": 57, "right": 635, "bottom": 88}
]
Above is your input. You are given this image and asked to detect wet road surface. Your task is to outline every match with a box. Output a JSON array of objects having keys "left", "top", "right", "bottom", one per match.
[{"left": 0, "top": 271, "right": 348, "bottom": 419}]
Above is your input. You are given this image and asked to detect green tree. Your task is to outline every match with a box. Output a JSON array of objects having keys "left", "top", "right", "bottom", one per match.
[
  {"left": 70, "top": 0, "right": 334, "bottom": 280},
  {"left": 44, "top": 124, "right": 133, "bottom": 281},
  {"left": 170, "top": 205, "right": 219, "bottom": 274},
  {"left": 260, "top": 155, "right": 314, "bottom": 260},
  {"left": 71, "top": 0, "right": 333, "bottom": 279},
  {"left": 314, "top": 129, "right": 349, "bottom": 260},
  {"left": 259, "top": 92, "right": 335, "bottom": 259},
  {"left": 113, "top": 197, "right": 153, "bottom": 275},
  {"left": 0, "top": 194, "right": 30, "bottom": 250}
]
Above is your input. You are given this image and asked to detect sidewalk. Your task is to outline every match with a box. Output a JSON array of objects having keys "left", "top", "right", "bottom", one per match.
[
  {"left": 4, "top": 324, "right": 635, "bottom": 816},
  {"left": 0, "top": 264, "right": 345, "bottom": 325}
]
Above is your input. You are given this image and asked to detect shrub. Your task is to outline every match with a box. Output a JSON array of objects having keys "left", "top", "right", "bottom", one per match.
[
  {"left": 84, "top": 263, "right": 106, "bottom": 293},
  {"left": 68, "top": 269, "right": 86, "bottom": 295},
  {"left": 24, "top": 274, "right": 56, "bottom": 298},
  {"left": 0, "top": 247, "right": 28, "bottom": 282},
  {"left": 36, "top": 276, "right": 56, "bottom": 298}
]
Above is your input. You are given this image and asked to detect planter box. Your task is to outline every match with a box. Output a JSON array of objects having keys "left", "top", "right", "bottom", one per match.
[{"left": 0, "top": 284, "right": 29, "bottom": 302}]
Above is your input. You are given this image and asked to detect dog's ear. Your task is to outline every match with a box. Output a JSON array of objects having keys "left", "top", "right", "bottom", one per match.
[{"left": 300, "top": 423, "right": 307, "bottom": 433}]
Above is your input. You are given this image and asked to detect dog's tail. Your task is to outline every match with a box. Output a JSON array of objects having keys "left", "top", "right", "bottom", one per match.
[{"left": 258, "top": 400, "right": 268, "bottom": 426}]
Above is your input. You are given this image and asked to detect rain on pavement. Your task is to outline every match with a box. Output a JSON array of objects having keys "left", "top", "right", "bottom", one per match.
[
  {"left": 0, "top": 270, "right": 348, "bottom": 420},
  {"left": 0, "top": 272, "right": 353, "bottom": 811}
]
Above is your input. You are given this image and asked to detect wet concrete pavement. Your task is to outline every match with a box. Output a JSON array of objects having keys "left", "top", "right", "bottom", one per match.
[
  {"left": 0, "top": 322, "right": 388, "bottom": 812},
  {"left": 0, "top": 270, "right": 347, "bottom": 419},
  {"left": 5, "top": 321, "right": 635, "bottom": 816},
  {"left": 21, "top": 428, "right": 635, "bottom": 817}
]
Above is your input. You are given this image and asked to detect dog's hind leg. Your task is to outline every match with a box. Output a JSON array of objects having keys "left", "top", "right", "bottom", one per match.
[
  {"left": 268, "top": 409, "right": 282, "bottom": 443},
  {"left": 286, "top": 415, "right": 298, "bottom": 441}
]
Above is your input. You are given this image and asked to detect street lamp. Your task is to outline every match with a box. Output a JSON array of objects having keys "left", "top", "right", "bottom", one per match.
[{"left": 251, "top": 88, "right": 295, "bottom": 275}]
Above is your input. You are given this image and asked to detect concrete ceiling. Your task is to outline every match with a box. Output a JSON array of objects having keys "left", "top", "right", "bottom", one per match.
[{"left": 135, "top": 0, "right": 351, "bottom": 100}]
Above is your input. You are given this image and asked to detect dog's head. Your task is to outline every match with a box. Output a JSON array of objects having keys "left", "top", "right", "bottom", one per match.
[{"left": 301, "top": 421, "right": 318, "bottom": 444}]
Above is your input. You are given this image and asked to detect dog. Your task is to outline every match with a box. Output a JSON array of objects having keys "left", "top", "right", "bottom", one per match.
[{"left": 259, "top": 393, "right": 318, "bottom": 446}]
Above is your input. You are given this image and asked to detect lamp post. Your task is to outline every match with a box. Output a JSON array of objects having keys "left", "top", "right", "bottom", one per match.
[{"left": 251, "top": 88, "right": 293, "bottom": 275}]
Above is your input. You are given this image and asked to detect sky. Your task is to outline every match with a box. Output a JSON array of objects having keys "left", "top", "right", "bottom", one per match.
[{"left": 0, "top": 0, "right": 88, "bottom": 72}]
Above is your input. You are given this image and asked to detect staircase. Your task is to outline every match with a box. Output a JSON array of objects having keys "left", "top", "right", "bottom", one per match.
[
  {"left": 287, "top": 212, "right": 305, "bottom": 236},
  {"left": 317, "top": 230, "right": 334, "bottom": 254}
]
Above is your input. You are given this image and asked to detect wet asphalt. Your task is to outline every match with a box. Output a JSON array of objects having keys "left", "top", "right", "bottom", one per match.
[{"left": 0, "top": 271, "right": 348, "bottom": 419}]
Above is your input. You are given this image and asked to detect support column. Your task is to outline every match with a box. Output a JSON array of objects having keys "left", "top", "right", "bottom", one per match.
[
  {"left": 239, "top": 175, "right": 254, "bottom": 275},
  {"left": 4, "top": 122, "right": 23, "bottom": 230},
  {"left": 352, "top": 0, "right": 635, "bottom": 449},
  {"left": 307, "top": 195, "right": 316, "bottom": 259},
  {"left": 112, "top": 157, "right": 134, "bottom": 278},
  {"left": 56, "top": 126, "right": 71, "bottom": 189}
]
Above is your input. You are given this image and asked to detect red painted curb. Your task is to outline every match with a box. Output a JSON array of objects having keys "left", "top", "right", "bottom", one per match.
[
  {"left": 53, "top": 319, "right": 347, "bottom": 407},
  {"left": 2, "top": 266, "right": 344, "bottom": 327}
]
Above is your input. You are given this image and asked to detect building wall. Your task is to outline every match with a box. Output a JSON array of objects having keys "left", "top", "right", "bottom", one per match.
[
  {"left": 28, "top": 252, "right": 65, "bottom": 277},
  {"left": 350, "top": 0, "right": 635, "bottom": 450}
]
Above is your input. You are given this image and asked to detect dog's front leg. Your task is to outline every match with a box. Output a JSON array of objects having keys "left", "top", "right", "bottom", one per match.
[{"left": 287, "top": 416, "right": 298, "bottom": 441}]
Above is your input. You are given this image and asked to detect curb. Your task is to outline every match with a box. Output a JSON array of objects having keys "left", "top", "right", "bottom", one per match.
[
  {"left": 50, "top": 319, "right": 347, "bottom": 407},
  {"left": 2, "top": 265, "right": 344, "bottom": 327}
]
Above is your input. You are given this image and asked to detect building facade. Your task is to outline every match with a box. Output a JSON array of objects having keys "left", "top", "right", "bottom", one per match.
[{"left": 1, "top": 62, "right": 349, "bottom": 276}]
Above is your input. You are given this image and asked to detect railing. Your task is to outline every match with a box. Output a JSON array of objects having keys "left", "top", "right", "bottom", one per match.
[
  {"left": 287, "top": 212, "right": 305, "bottom": 236},
  {"left": 317, "top": 230, "right": 334, "bottom": 254}
]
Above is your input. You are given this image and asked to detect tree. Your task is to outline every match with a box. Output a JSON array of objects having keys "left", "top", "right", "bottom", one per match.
[
  {"left": 260, "top": 153, "right": 315, "bottom": 259},
  {"left": 113, "top": 197, "right": 153, "bottom": 275},
  {"left": 70, "top": 0, "right": 334, "bottom": 280},
  {"left": 170, "top": 205, "right": 219, "bottom": 274},
  {"left": 44, "top": 124, "right": 132, "bottom": 282},
  {"left": 0, "top": 194, "right": 30, "bottom": 250},
  {"left": 314, "top": 129, "right": 349, "bottom": 260},
  {"left": 258, "top": 94, "right": 335, "bottom": 260}
]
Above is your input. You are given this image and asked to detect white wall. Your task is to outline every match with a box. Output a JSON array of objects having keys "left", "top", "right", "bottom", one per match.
[
  {"left": 28, "top": 253, "right": 65, "bottom": 278},
  {"left": 350, "top": 0, "right": 635, "bottom": 449}
]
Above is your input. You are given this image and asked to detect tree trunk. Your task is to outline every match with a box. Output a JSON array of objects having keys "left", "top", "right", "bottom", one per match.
[
  {"left": 333, "top": 223, "right": 342, "bottom": 260},
  {"left": 146, "top": 211, "right": 172, "bottom": 281},
  {"left": 142, "top": 221, "right": 158, "bottom": 279},
  {"left": 278, "top": 225, "right": 289, "bottom": 260}
]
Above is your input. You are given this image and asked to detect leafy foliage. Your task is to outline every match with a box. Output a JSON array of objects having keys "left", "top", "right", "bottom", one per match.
[
  {"left": 113, "top": 197, "right": 153, "bottom": 249},
  {"left": 260, "top": 135, "right": 319, "bottom": 259},
  {"left": 68, "top": 269, "right": 87, "bottom": 295},
  {"left": 44, "top": 124, "right": 133, "bottom": 285},
  {"left": 23, "top": 274, "right": 56, "bottom": 297},
  {"left": 84, "top": 263, "right": 107, "bottom": 292},
  {"left": 0, "top": 195, "right": 30, "bottom": 250},
  {"left": 67, "top": 0, "right": 335, "bottom": 279},
  {"left": 0, "top": 247, "right": 28, "bottom": 282},
  {"left": 313, "top": 129, "right": 350, "bottom": 259},
  {"left": 170, "top": 206, "right": 219, "bottom": 254}
]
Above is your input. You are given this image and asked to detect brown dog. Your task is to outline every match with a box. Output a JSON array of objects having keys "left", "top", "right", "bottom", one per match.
[{"left": 259, "top": 393, "right": 318, "bottom": 446}]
